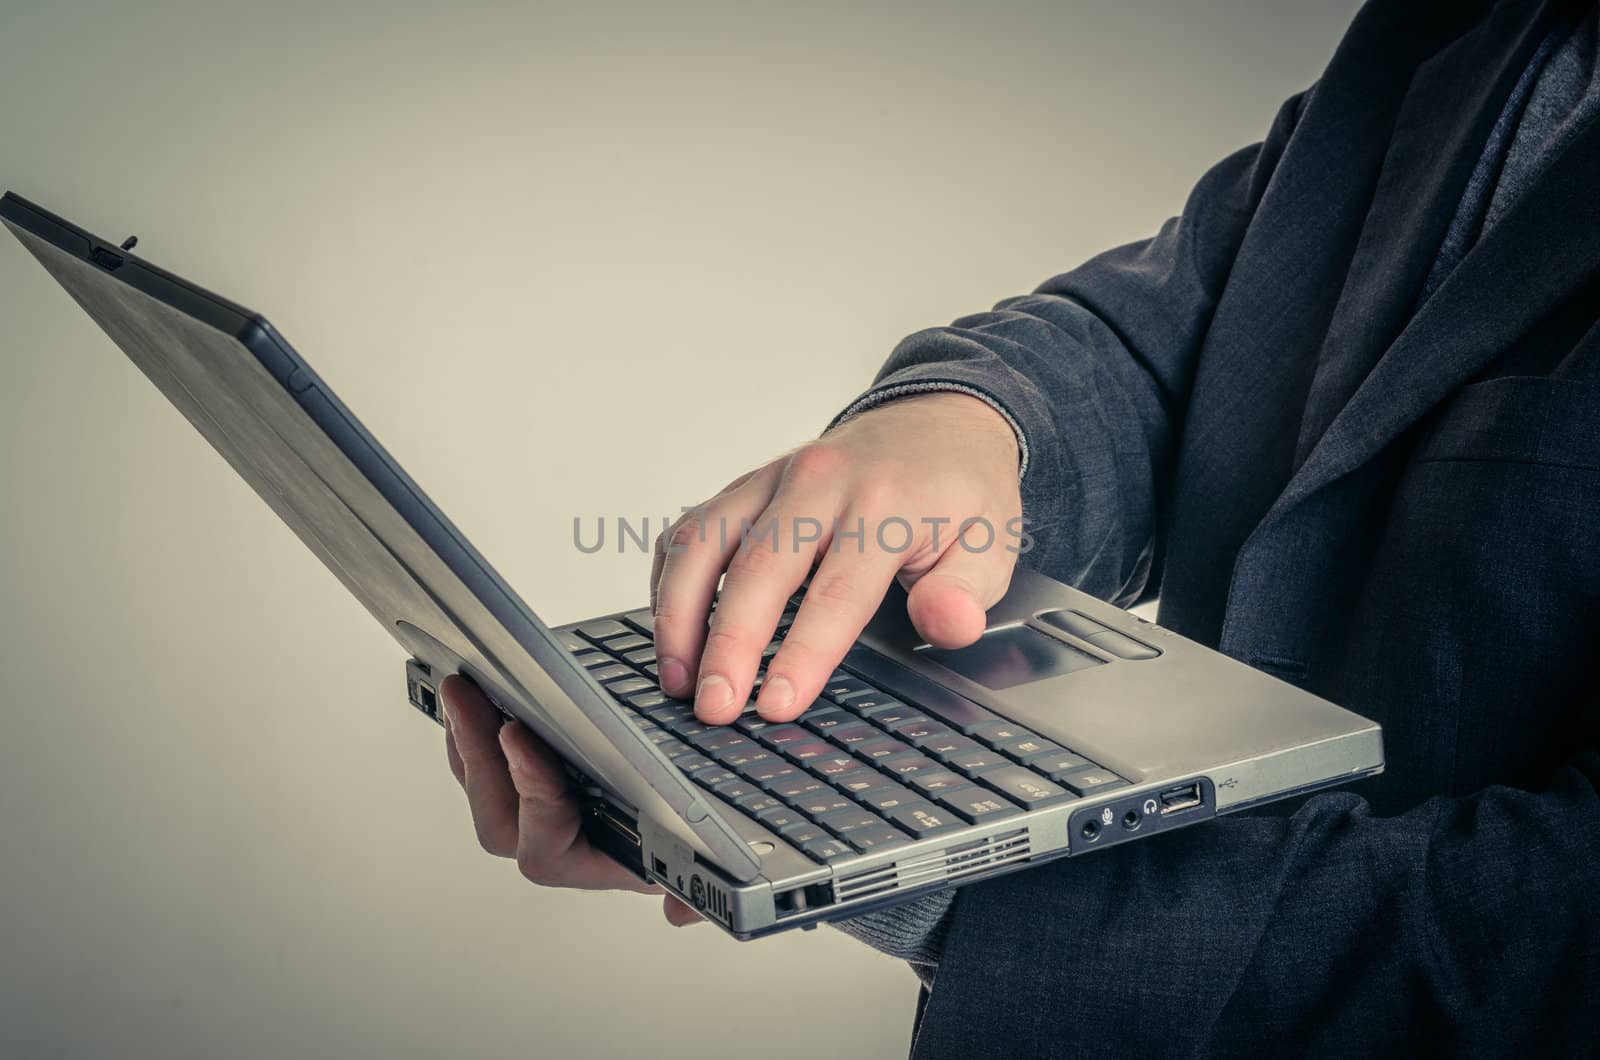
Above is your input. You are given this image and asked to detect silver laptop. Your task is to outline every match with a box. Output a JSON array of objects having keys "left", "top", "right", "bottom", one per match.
[{"left": 1, "top": 192, "right": 1385, "bottom": 939}]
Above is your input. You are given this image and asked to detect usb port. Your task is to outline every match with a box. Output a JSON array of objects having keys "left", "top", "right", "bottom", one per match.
[{"left": 1158, "top": 782, "right": 1203, "bottom": 815}]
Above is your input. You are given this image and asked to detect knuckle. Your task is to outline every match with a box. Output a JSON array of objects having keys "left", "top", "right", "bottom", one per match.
[
  {"left": 667, "top": 514, "right": 706, "bottom": 553},
  {"left": 476, "top": 827, "right": 513, "bottom": 860},
  {"left": 516, "top": 849, "right": 557, "bottom": 886},
  {"left": 806, "top": 570, "right": 864, "bottom": 614},
  {"left": 785, "top": 443, "right": 848, "bottom": 485},
  {"left": 851, "top": 476, "right": 901, "bottom": 516},
  {"left": 727, "top": 539, "right": 779, "bottom": 579}
]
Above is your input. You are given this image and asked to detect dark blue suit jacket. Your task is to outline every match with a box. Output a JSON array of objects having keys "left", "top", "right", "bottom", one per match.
[{"left": 856, "top": 1, "right": 1600, "bottom": 1055}]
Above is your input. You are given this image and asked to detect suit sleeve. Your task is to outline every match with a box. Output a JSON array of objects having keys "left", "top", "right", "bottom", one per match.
[
  {"left": 912, "top": 750, "right": 1600, "bottom": 1057},
  {"left": 827, "top": 89, "right": 1310, "bottom": 608}
]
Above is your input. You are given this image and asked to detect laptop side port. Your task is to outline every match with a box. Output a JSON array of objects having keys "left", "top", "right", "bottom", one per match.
[
  {"left": 1158, "top": 782, "right": 1204, "bottom": 815},
  {"left": 406, "top": 658, "right": 439, "bottom": 721}
]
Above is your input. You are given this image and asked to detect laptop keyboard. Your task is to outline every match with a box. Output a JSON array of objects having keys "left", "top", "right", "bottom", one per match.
[{"left": 557, "top": 595, "right": 1128, "bottom": 864}]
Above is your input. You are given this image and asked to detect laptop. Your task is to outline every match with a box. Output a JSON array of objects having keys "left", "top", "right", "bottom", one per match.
[{"left": 1, "top": 192, "right": 1385, "bottom": 939}]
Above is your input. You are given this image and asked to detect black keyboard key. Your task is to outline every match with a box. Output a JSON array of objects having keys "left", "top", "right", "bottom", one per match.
[
  {"left": 644, "top": 704, "right": 689, "bottom": 725},
  {"left": 969, "top": 720, "right": 1037, "bottom": 750},
  {"left": 748, "top": 760, "right": 800, "bottom": 785},
  {"left": 907, "top": 770, "right": 970, "bottom": 795},
  {"left": 825, "top": 722, "right": 878, "bottom": 748},
  {"left": 756, "top": 724, "right": 810, "bottom": 749},
  {"left": 997, "top": 735, "right": 1068, "bottom": 763},
  {"left": 894, "top": 720, "right": 951, "bottom": 743},
  {"left": 976, "top": 766, "right": 1076, "bottom": 808},
  {"left": 883, "top": 800, "right": 965, "bottom": 838},
  {"left": 779, "top": 821, "right": 828, "bottom": 846},
  {"left": 690, "top": 729, "right": 753, "bottom": 754},
  {"left": 799, "top": 708, "right": 852, "bottom": 733},
  {"left": 867, "top": 706, "right": 934, "bottom": 732},
  {"left": 606, "top": 676, "right": 655, "bottom": 697},
  {"left": 821, "top": 676, "right": 872, "bottom": 701},
  {"left": 946, "top": 748, "right": 1009, "bottom": 776},
  {"left": 558, "top": 630, "right": 588, "bottom": 652},
  {"left": 1057, "top": 767, "right": 1129, "bottom": 796},
  {"left": 674, "top": 753, "right": 717, "bottom": 774},
  {"left": 737, "top": 792, "right": 782, "bottom": 816},
  {"left": 816, "top": 808, "right": 881, "bottom": 835},
  {"left": 604, "top": 634, "right": 651, "bottom": 654},
  {"left": 693, "top": 767, "right": 736, "bottom": 789},
  {"left": 660, "top": 740, "right": 693, "bottom": 760},
  {"left": 800, "top": 836, "right": 854, "bottom": 862},
  {"left": 1029, "top": 751, "right": 1092, "bottom": 778},
  {"left": 921, "top": 733, "right": 984, "bottom": 761},
  {"left": 793, "top": 791, "right": 852, "bottom": 818},
  {"left": 881, "top": 755, "right": 944, "bottom": 779},
  {"left": 808, "top": 754, "right": 862, "bottom": 779},
  {"left": 755, "top": 804, "right": 807, "bottom": 831},
  {"left": 914, "top": 693, "right": 1003, "bottom": 735},
  {"left": 836, "top": 690, "right": 906, "bottom": 715},
  {"left": 666, "top": 717, "right": 712, "bottom": 738},
  {"left": 936, "top": 787, "right": 1022, "bottom": 824},
  {"left": 622, "top": 609, "right": 655, "bottom": 635},
  {"left": 573, "top": 649, "right": 608, "bottom": 668},
  {"left": 771, "top": 774, "right": 827, "bottom": 800},
  {"left": 645, "top": 729, "right": 676, "bottom": 746},
  {"left": 720, "top": 747, "right": 779, "bottom": 772},
  {"left": 844, "top": 824, "right": 908, "bottom": 853},
  {"left": 576, "top": 619, "right": 631, "bottom": 641},
  {"left": 854, "top": 737, "right": 913, "bottom": 763},
  {"left": 784, "top": 740, "right": 836, "bottom": 764},
  {"left": 735, "top": 712, "right": 771, "bottom": 736},
  {"left": 832, "top": 768, "right": 893, "bottom": 796},
  {"left": 588, "top": 664, "right": 632, "bottom": 683},
  {"left": 623, "top": 648, "right": 656, "bottom": 666},
  {"left": 713, "top": 779, "right": 759, "bottom": 802},
  {"left": 859, "top": 783, "right": 923, "bottom": 815}
]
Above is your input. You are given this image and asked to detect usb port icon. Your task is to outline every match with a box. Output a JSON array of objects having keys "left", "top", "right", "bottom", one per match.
[{"left": 1158, "top": 782, "right": 1203, "bottom": 815}]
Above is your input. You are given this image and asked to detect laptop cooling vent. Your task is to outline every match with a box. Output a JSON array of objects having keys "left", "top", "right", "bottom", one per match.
[{"left": 833, "top": 830, "right": 1031, "bottom": 904}]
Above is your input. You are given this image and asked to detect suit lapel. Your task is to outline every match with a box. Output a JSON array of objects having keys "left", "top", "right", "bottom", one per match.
[
  {"left": 1260, "top": 4, "right": 1600, "bottom": 529},
  {"left": 1289, "top": 0, "right": 1558, "bottom": 466}
]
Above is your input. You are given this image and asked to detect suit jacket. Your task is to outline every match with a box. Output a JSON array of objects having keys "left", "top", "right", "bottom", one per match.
[{"left": 852, "top": 0, "right": 1600, "bottom": 1055}]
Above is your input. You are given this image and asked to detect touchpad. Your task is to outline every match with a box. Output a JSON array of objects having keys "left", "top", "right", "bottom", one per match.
[{"left": 917, "top": 623, "right": 1104, "bottom": 691}]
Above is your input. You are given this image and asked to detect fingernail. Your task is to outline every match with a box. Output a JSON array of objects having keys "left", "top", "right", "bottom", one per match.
[
  {"left": 658, "top": 656, "right": 688, "bottom": 694},
  {"left": 756, "top": 675, "right": 795, "bottom": 718},
  {"left": 695, "top": 674, "right": 734, "bottom": 719}
]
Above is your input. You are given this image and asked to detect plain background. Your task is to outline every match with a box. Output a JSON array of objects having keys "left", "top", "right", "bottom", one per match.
[{"left": 0, "top": 2, "right": 1359, "bottom": 1057}]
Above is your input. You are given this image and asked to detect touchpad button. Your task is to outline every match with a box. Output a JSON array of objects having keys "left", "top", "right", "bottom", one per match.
[{"left": 917, "top": 624, "right": 1104, "bottom": 691}]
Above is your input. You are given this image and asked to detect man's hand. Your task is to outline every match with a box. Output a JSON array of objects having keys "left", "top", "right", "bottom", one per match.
[
  {"left": 439, "top": 674, "right": 702, "bottom": 926},
  {"left": 652, "top": 392, "right": 1023, "bottom": 725}
]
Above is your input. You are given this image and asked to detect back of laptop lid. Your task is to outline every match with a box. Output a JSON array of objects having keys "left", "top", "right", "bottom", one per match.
[{"left": 1, "top": 192, "right": 761, "bottom": 883}]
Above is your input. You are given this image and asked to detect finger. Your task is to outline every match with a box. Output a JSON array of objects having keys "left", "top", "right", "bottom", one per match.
[
  {"left": 663, "top": 895, "right": 704, "bottom": 927},
  {"left": 653, "top": 463, "right": 783, "bottom": 699},
  {"left": 440, "top": 674, "right": 519, "bottom": 858},
  {"left": 903, "top": 520, "right": 1017, "bottom": 649},
  {"left": 695, "top": 456, "right": 842, "bottom": 723},
  {"left": 652, "top": 468, "right": 764, "bottom": 613},
  {"left": 755, "top": 527, "right": 904, "bottom": 721},
  {"left": 500, "top": 722, "right": 661, "bottom": 894},
  {"left": 444, "top": 719, "right": 466, "bottom": 786}
]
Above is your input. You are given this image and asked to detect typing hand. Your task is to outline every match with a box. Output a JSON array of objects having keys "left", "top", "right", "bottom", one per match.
[
  {"left": 439, "top": 674, "right": 702, "bottom": 926},
  {"left": 652, "top": 392, "right": 1022, "bottom": 726}
]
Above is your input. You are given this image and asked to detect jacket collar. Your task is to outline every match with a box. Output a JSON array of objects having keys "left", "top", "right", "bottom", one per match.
[{"left": 1256, "top": 0, "right": 1600, "bottom": 531}]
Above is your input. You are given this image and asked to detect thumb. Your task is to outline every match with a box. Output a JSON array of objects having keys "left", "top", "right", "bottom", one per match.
[{"left": 903, "top": 524, "right": 1016, "bottom": 648}]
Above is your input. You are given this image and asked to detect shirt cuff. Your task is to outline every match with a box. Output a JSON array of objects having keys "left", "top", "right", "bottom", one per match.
[
  {"left": 826, "top": 381, "right": 1032, "bottom": 482},
  {"left": 829, "top": 889, "right": 958, "bottom": 971}
]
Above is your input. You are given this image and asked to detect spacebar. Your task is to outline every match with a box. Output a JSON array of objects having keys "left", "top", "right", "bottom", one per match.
[{"left": 841, "top": 648, "right": 1002, "bottom": 735}]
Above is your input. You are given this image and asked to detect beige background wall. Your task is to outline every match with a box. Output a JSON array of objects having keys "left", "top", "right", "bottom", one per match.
[{"left": 0, "top": 2, "right": 1356, "bottom": 1057}]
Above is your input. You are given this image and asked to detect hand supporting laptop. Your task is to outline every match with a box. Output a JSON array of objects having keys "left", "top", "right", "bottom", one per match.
[{"left": 441, "top": 390, "right": 1022, "bottom": 923}]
